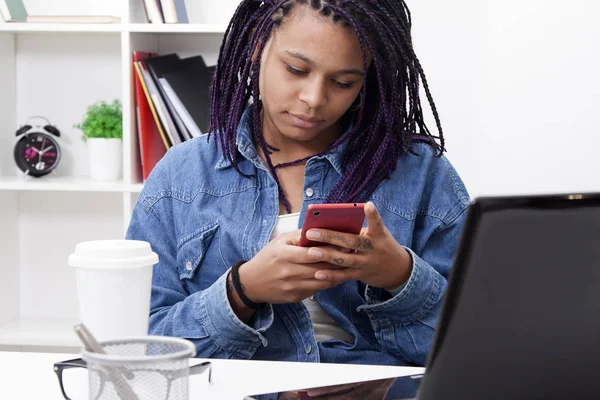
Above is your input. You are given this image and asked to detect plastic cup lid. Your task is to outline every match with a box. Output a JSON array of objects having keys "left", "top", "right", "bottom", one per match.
[{"left": 68, "top": 240, "right": 159, "bottom": 269}]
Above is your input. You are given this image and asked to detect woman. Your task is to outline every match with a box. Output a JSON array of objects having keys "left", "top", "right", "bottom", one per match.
[{"left": 127, "top": 0, "right": 469, "bottom": 398}]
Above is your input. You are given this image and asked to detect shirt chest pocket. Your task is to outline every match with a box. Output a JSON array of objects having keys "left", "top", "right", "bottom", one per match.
[{"left": 176, "top": 221, "right": 224, "bottom": 291}]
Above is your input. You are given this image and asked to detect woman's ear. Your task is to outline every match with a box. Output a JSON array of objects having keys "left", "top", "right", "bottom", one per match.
[
  {"left": 251, "top": 41, "right": 261, "bottom": 62},
  {"left": 251, "top": 33, "right": 274, "bottom": 63},
  {"left": 249, "top": 25, "right": 260, "bottom": 62}
]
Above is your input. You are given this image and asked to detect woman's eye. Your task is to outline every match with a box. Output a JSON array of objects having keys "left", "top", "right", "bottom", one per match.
[
  {"left": 334, "top": 80, "right": 353, "bottom": 89},
  {"left": 285, "top": 65, "right": 306, "bottom": 76}
]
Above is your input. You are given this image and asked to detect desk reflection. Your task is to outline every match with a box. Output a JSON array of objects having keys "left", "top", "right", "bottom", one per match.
[{"left": 247, "top": 375, "right": 421, "bottom": 400}]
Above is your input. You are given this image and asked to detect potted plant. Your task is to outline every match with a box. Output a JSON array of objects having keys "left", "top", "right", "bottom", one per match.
[{"left": 74, "top": 99, "right": 123, "bottom": 181}]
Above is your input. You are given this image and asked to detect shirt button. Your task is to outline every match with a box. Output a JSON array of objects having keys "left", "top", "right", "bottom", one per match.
[
  {"left": 185, "top": 261, "right": 193, "bottom": 271},
  {"left": 305, "top": 188, "right": 314, "bottom": 197},
  {"left": 305, "top": 344, "right": 312, "bottom": 354}
]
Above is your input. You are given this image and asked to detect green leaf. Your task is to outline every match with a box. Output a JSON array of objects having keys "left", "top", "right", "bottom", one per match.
[{"left": 74, "top": 98, "right": 123, "bottom": 141}]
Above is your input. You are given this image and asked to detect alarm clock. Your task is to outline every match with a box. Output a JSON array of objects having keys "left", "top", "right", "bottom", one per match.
[{"left": 13, "top": 116, "right": 62, "bottom": 177}]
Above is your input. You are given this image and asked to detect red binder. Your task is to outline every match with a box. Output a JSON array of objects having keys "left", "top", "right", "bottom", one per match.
[{"left": 133, "top": 51, "right": 168, "bottom": 181}]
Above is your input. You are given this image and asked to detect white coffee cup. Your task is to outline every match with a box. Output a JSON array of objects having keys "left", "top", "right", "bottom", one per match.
[{"left": 68, "top": 240, "right": 159, "bottom": 342}]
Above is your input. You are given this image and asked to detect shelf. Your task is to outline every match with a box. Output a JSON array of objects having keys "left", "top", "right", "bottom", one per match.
[
  {"left": 0, "top": 23, "right": 121, "bottom": 33},
  {"left": 0, "top": 318, "right": 79, "bottom": 348},
  {"left": 0, "top": 176, "right": 144, "bottom": 193},
  {"left": 0, "top": 1, "right": 227, "bottom": 351},
  {"left": 0, "top": 23, "right": 227, "bottom": 34},
  {"left": 127, "top": 23, "right": 227, "bottom": 34}
]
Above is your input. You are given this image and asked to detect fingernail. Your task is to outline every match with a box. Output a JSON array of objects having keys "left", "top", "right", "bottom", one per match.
[
  {"left": 308, "top": 248, "right": 322, "bottom": 258},
  {"left": 315, "top": 272, "right": 327, "bottom": 280},
  {"left": 306, "top": 230, "right": 320, "bottom": 239}
]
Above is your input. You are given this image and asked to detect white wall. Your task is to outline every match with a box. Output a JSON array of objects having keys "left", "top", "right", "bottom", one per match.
[
  {"left": 478, "top": 0, "right": 600, "bottom": 196},
  {"left": 409, "top": 0, "right": 600, "bottom": 197},
  {"left": 0, "top": 33, "right": 15, "bottom": 177},
  {"left": 407, "top": 0, "right": 485, "bottom": 197},
  {"left": 15, "top": 34, "right": 122, "bottom": 178}
]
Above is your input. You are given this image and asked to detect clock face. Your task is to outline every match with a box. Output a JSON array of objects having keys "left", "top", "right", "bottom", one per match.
[{"left": 14, "top": 132, "right": 61, "bottom": 177}]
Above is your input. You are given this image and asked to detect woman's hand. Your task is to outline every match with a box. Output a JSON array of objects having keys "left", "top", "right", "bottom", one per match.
[
  {"left": 304, "top": 202, "right": 413, "bottom": 290},
  {"left": 237, "top": 231, "right": 341, "bottom": 305}
]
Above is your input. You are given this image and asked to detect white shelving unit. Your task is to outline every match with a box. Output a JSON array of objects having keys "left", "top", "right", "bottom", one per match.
[
  {"left": 0, "top": 23, "right": 228, "bottom": 34},
  {"left": 128, "top": 23, "right": 228, "bottom": 33},
  {"left": 0, "top": 0, "right": 236, "bottom": 352},
  {"left": 0, "top": 176, "right": 143, "bottom": 192}
]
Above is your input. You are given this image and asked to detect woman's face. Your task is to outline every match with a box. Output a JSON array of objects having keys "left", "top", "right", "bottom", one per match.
[{"left": 258, "top": 5, "right": 368, "bottom": 149}]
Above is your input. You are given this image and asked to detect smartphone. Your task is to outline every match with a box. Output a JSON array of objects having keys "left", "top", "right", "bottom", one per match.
[{"left": 299, "top": 203, "right": 365, "bottom": 247}]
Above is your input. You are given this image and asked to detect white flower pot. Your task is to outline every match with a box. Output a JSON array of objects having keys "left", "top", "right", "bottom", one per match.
[{"left": 87, "top": 138, "right": 122, "bottom": 181}]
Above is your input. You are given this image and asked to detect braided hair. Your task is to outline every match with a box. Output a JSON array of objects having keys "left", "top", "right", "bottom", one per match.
[{"left": 209, "top": 0, "right": 444, "bottom": 213}]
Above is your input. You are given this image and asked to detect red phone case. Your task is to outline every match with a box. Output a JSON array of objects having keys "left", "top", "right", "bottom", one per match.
[{"left": 299, "top": 203, "right": 365, "bottom": 247}]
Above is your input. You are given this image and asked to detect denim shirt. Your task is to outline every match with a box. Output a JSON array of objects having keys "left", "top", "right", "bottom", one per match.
[{"left": 126, "top": 108, "right": 469, "bottom": 399}]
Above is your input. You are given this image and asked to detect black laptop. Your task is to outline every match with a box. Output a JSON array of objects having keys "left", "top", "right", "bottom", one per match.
[
  {"left": 246, "top": 193, "right": 600, "bottom": 400},
  {"left": 415, "top": 192, "right": 600, "bottom": 400}
]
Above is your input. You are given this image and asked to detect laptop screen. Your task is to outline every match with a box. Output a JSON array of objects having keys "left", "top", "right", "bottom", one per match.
[{"left": 418, "top": 194, "right": 600, "bottom": 400}]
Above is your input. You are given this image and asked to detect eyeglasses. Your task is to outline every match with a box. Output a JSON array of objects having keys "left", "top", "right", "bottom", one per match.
[
  {"left": 53, "top": 358, "right": 91, "bottom": 400},
  {"left": 53, "top": 358, "right": 212, "bottom": 400}
]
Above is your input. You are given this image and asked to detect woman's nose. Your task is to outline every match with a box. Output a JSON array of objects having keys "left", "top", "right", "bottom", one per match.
[{"left": 299, "top": 78, "right": 327, "bottom": 108}]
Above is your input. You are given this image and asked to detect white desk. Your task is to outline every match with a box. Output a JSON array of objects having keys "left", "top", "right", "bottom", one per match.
[{"left": 0, "top": 351, "right": 425, "bottom": 399}]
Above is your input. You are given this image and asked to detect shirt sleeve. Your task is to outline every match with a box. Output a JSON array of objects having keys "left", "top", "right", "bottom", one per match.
[
  {"left": 126, "top": 165, "right": 274, "bottom": 360},
  {"left": 357, "top": 207, "right": 467, "bottom": 366}
]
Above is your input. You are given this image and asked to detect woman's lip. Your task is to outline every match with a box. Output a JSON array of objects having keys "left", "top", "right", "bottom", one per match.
[{"left": 288, "top": 113, "right": 324, "bottom": 129}]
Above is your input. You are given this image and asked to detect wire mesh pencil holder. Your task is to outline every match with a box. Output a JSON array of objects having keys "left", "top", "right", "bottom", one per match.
[{"left": 81, "top": 336, "right": 205, "bottom": 400}]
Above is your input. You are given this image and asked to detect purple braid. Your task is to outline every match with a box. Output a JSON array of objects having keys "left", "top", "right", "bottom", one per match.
[
  {"left": 247, "top": 8, "right": 295, "bottom": 211},
  {"left": 209, "top": 0, "right": 445, "bottom": 213}
]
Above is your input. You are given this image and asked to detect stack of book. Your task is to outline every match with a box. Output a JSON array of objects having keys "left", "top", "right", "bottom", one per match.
[
  {"left": 142, "top": 0, "right": 189, "bottom": 24},
  {"left": 133, "top": 52, "right": 215, "bottom": 181},
  {"left": 0, "top": 0, "right": 27, "bottom": 22}
]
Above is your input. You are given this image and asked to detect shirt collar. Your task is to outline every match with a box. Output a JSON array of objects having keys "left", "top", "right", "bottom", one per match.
[
  {"left": 215, "top": 106, "right": 255, "bottom": 170},
  {"left": 215, "top": 105, "right": 350, "bottom": 176}
]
